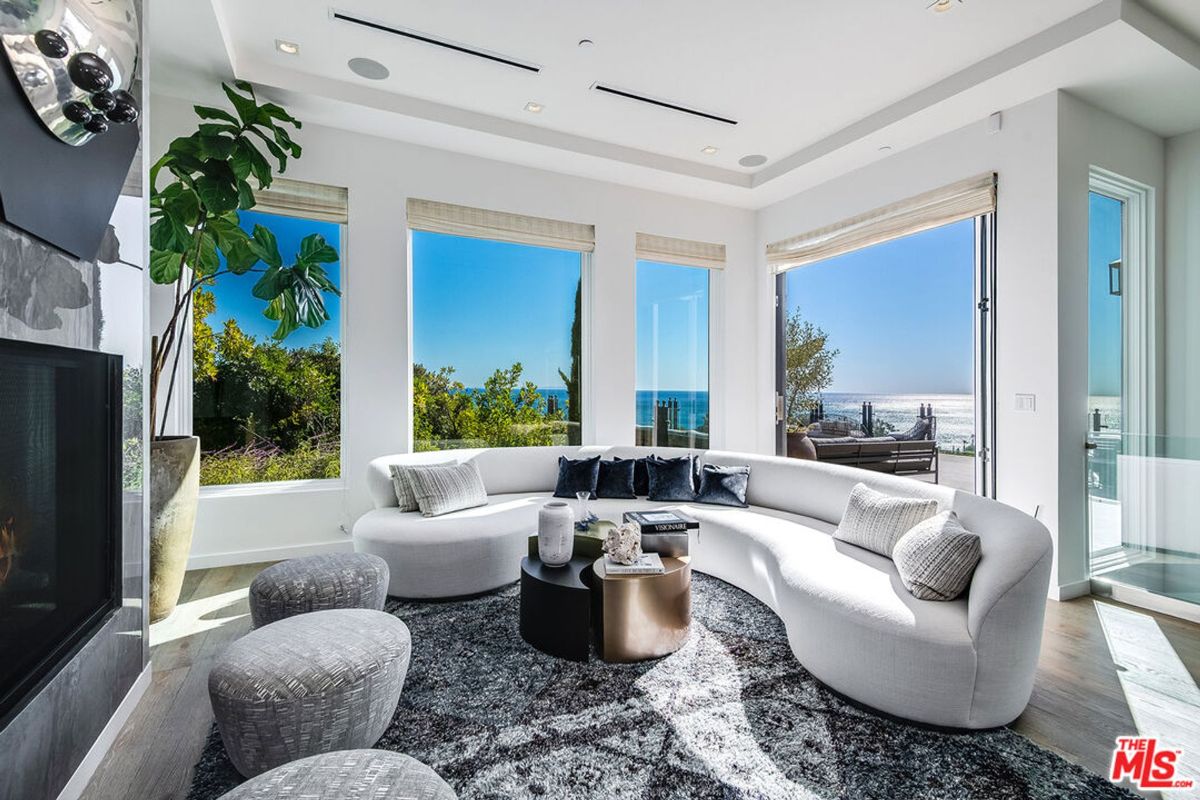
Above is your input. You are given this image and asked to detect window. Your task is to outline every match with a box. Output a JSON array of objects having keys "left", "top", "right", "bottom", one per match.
[
  {"left": 411, "top": 231, "right": 586, "bottom": 450},
  {"left": 769, "top": 174, "right": 996, "bottom": 495},
  {"left": 635, "top": 261, "right": 711, "bottom": 448},
  {"left": 192, "top": 209, "right": 343, "bottom": 486}
]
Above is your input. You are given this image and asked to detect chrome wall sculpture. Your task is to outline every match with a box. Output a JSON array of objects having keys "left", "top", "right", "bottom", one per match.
[{"left": 0, "top": 0, "right": 140, "bottom": 146}]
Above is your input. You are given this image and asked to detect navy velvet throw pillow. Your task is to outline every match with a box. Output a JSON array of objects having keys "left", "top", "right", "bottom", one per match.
[
  {"left": 615, "top": 455, "right": 654, "bottom": 496},
  {"left": 645, "top": 456, "right": 697, "bottom": 502},
  {"left": 597, "top": 459, "right": 637, "bottom": 499},
  {"left": 553, "top": 455, "right": 600, "bottom": 499},
  {"left": 697, "top": 463, "right": 750, "bottom": 508}
]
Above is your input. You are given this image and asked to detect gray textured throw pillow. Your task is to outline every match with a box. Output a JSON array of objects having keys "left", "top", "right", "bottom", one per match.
[
  {"left": 389, "top": 461, "right": 453, "bottom": 512},
  {"left": 405, "top": 461, "right": 488, "bottom": 518},
  {"left": 893, "top": 511, "right": 982, "bottom": 601},
  {"left": 834, "top": 483, "right": 939, "bottom": 557}
]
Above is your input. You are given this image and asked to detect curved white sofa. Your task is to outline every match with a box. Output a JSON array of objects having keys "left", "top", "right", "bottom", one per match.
[{"left": 353, "top": 445, "right": 1051, "bottom": 729}]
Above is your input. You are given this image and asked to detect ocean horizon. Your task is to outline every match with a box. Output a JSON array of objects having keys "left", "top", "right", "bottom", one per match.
[{"left": 471, "top": 387, "right": 977, "bottom": 448}]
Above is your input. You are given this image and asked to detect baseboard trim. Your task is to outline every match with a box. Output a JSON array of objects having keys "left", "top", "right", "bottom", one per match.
[
  {"left": 1048, "top": 579, "right": 1092, "bottom": 601},
  {"left": 56, "top": 662, "right": 151, "bottom": 800},
  {"left": 186, "top": 538, "right": 354, "bottom": 570}
]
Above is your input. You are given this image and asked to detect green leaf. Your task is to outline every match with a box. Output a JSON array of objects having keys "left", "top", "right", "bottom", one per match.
[
  {"left": 194, "top": 105, "right": 240, "bottom": 126},
  {"left": 162, "top": 187, "right": 200, "bottom": 227},
  {"left": 149, "top": 250, "right": 184, "bottom": 284},
  {"left": 222, "top": 81, "right": 260, "bottom": 126},
  {"left": 149, "top": 215, "right": 188, "bottom": 253},
  {"left": 237, "top": 179, "right": 257, "bottom": 211},
  {"left": 242, "top": 140, "right": 272, "bottom": 187},
  {"left": 248, "top": 224, "right": 282, "bottom": 268},
  {"left": 229, "top": 140, "right": 254, "bottom": 181},
  {"left": 253, "top": 265, "right": 289, "bottom": 300},
  {"left": 297, "top": 234, "right": 339, "bottom": 265},
  {"left": 195, "top": 175, "right": 239, "bottom": 215},
  {"left": 267, "top": 293, "right": 301, "bottom": 340},
  {"left": 224, "top": 238, "right": 259, "bottom": 274},
  {"left": 246, "top": 126, "right": 288, "bottom": 171},
  {"left": 195, "top": 231, "right": 220, "bottom": 275},
  {"left": 260, "top": 102, "right": 300, "bottom": 126}
]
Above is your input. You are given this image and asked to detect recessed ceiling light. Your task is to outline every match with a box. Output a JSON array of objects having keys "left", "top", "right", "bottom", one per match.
[
  {"left": 577, "top": 38, "right": 594, "bottom": 49},
  {"left": 275, "top": 39, "right": 300, "bottom": 55},
  {"left": 878, "top": 145, "right": 893, "bottom": 152},
  {"left": 700, "top": 145, "right": 719, "bottom": 155},
  {"left": 927, "top": 0, "right": 961, "bottom": 12},
  {"left": 348, "top": 57, "right": 390, "bottom": 80},
  {"left": 738, "top": 154, "right": 767, "bottom": 167},
  {"left": 524, "top": 101, "right": 544, "bottom": 113}
]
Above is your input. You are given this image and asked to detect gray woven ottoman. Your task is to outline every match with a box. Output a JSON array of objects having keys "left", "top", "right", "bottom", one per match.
[
  {"left": 249, "top": 552, "right": 389, "bottom": 627},
  {"left": 209, "top": 609, "right": 411, "bottom": 777},
  {"left": 216, "top": 749, "right": 456, "bottom": 800}
]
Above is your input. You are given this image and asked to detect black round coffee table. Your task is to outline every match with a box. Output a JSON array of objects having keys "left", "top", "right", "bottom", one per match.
[{"left": 519, "top": 556, "right": 593, "bottom": 662}]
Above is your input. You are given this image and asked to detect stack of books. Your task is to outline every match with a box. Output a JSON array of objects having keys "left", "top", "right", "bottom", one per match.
[
  {"left": 605, "top": 552, "right": 665, "bottom": 575},
  {"left": 623, "top": 510, "right": 698, "bottom": 558}
]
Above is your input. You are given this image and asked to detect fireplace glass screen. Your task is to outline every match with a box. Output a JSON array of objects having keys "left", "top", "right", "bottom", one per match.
[{"left": 0, "top": 339, "right": 121, "bottom": 725}]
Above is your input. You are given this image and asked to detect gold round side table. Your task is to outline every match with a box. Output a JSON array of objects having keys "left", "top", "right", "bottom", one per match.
[{"left": 591, "top": 555, "right": 691, "bottom": 663}]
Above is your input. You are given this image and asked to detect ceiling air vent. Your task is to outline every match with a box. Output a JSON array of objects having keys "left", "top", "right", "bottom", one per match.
[
  {"left": 590, "top": 84, "right": 738, "bottom": 126},
  {"left": 330, "top": 10, "right": 541, "bottom": 73}
]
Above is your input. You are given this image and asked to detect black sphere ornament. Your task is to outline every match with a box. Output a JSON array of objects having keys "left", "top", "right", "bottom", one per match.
[
  {"left": 106, "top": 101, "right": 139, "bottom": 124},
  {"left": 67, "top": 52, "right": 114, "bottom": 93},
  {"left": 63, "top": 100, "right": 93, "bottom": 124},
  {"left": 84, "top": 116, "right": 109, "bottom": 135},
  {"left": 91, "top": 90, "right": 116, "bottom": 111},
  {"left": 34, "top": 29, "right": 69, "bottom": 59}
]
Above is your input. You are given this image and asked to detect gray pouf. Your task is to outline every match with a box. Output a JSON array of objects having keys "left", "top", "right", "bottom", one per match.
[
  {"left": 249, "top": 553, "right": 389, "bottom": 627},
  {"left": 209, "top": 609, "right": 411, "bottom": 777},
  {"left": 216, "top": 749, "right": 456, "bottom": 800}
]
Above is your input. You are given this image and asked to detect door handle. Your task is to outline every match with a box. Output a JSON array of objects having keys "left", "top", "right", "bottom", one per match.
[{"left": 1085, "top": 442, "right": 1097, "bottom": 450}]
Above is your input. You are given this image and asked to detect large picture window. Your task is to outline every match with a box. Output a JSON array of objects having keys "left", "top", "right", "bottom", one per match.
[
  {"left": 411, "top": 231, "right": 585, "bottom": 450},
  {"left": 635, "top": 260, "right": 710, "bottom": 448},
  {"left": 192, "top": 209, "right": 342, "bottom": 486}
]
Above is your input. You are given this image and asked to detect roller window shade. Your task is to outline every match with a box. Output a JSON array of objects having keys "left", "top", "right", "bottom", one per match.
[
  {"left": 635, "top": 232, "right": 726, "bottom": 269},
  {"left": 767, "top": 172, "right": 996, "bottom": 272},
  {"left": 253, "top": 178, "right": 349, "bottom": 224},
  {"left": 407, "top": 198, "right": 595, "bottom": 253}
]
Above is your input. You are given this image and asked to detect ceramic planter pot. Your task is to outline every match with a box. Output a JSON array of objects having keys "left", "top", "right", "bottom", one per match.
[
  {"left": 538, "top": 501, "right": 575, "bottom": 567},
  {"left": 787, "top": 431, "right": 818, "bottom": 461},
  {"left": 149, "top": 435, "right": 200, "bottom": 622}
]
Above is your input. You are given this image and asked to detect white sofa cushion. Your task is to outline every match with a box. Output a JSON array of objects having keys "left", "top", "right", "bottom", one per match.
[
  {"left": 834, "top": 483, "right": 939, "bottom": 557},
  {"left": 406, "top": 462, "right": 489, "bottom": 517},
  {"left": 893, "top": 511, "right": 982, "bottom": 601}
]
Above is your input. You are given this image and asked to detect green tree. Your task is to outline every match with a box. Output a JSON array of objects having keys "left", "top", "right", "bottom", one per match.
[
  {"left": 556, "top": 280, "right": 582, "bottom": 446},
  {"left": 783, "top": 309, "right": 838, "bottom": 430}
]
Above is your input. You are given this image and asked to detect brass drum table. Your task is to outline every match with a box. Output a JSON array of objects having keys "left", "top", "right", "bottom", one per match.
[{"left": 591, "top": 556, "right": 691, "bottom": 662}]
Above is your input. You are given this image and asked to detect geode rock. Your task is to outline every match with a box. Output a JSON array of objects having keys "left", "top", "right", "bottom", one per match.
[{"left": 603, "top": 523, "right": 642, "bottom": 565}]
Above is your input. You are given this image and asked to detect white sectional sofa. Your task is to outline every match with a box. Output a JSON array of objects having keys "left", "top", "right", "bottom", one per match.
[{"left": 353, "top": 445, "right": 1052, "bottom": 729}]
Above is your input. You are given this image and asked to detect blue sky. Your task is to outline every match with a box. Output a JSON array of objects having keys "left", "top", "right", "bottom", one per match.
[
  {"left": 205, "top": 210, "right": 342, "bottom": 348},
  {"left": 413, "top": 231, "right": 579, "bottom": 387},
  {"left": 1088, "top": 191, "right": 1123, "bottom": 398},
  {"left": 785, "top": 218, "right": 976, "bottom": 395},
  {"left": 636, "top": 260, "right": 709, "bottom": 392}
]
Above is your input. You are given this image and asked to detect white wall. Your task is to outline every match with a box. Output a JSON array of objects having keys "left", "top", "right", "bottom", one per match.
[
  {"left": 1165, "top": 129, "right": 1200, "bottom": 439},
  {"left": 151, "top": 92, "right": 756, "bottom": 565}
]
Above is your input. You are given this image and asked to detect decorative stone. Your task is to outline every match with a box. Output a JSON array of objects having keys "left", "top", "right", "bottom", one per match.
[
  {"left": 67, "top": 51, "right": 113, "bottom": 92},
  {"left": 62, "top": 100, "right": 92, "bottom": 124},
  {"left": 90, "top": 90, "right": 116, "bottom": 111},
  {"left": 603, "top": 523, "right": 642, "bottom": 565},
  {"left": 106, "top": 100, "right": 139, "bottom": 124},
  {"left": 83, "top": 116, "right": 108, "bottom": 135},
  {"left": 34, "top": 29, "right": 68, "bottom": 59}
]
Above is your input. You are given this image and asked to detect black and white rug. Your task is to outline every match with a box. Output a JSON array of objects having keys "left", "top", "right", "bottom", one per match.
[{"left": 188, "top": 575, "right": 1135, "bottom": 799}]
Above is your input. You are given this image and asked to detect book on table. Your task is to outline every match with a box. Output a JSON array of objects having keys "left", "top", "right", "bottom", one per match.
[
  {"left": 622, "top": 510, "right": 699, "bottom": 533},
  {"left": 604, "top": 552, "right": 665, "bottom": 575}
]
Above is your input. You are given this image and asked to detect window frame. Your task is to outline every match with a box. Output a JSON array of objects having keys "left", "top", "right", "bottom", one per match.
[{"left": 195, "top": 212, "right": 349, "bottom": 497}]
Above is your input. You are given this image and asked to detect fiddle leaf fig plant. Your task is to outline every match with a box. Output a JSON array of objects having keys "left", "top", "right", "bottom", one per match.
[{"left": 148, "top": 80, "right": 340, "bottom": 439}]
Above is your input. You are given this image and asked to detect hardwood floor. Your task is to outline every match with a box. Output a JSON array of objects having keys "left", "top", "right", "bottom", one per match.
[{"left": 80, "top": 565, "right": 1200, "bottom": 800}]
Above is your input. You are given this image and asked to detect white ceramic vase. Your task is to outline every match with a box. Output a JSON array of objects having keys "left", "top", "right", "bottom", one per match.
[{"left": 538, "top": 501, "right": 575, "bottom": 567}]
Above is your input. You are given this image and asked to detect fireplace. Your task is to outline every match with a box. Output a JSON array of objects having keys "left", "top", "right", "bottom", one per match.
[{"left": 0, "top": 338, "right": 122, "bottom": 727}]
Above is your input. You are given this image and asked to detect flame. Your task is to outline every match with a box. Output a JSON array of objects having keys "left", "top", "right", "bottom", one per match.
[{"left": 0, "top": 517, "right": 15, "bottom": 586}]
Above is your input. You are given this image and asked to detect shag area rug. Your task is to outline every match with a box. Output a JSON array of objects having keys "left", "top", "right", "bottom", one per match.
[{"left": 188, "top": 574, "right": 1136, "bottom": 799}]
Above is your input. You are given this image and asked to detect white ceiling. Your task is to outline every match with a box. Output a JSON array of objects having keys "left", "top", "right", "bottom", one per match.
[{"left": 151, "top": 0, "right": 1200, "bottom": 208}]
